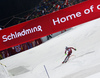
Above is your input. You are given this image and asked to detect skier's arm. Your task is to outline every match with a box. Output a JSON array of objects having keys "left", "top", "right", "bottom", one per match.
[
  {"left": 70, "top": 47, "right": 76, "bottom": 51},
  {"left": 65, "top": 49, "right": 67, "bottom": 54}
]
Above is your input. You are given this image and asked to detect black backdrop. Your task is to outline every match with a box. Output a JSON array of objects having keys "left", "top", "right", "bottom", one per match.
[{"left": 0, "top": 0, "right": 41, "bottom": 27}]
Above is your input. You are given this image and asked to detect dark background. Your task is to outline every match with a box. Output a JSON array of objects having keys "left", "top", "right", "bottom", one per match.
[{"left": 0, "top": 0, "right": 41, "bottom": 28}]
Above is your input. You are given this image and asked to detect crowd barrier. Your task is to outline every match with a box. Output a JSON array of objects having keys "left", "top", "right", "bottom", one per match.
[{"left": 0, "top": 0, "right": 100, "bottom": 51}]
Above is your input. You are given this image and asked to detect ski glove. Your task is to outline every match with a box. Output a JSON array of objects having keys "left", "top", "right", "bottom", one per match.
[
  {"left": 74, "top": 48, "right": 76, "bottom": 51},
  {"left": 65, "top": 53, "right": 67, "bottom": 55}
]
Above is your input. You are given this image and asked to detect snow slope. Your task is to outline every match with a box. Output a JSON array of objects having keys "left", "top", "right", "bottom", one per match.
[{"left": 1, "top": 17, "right": 100, "bottom": 78}]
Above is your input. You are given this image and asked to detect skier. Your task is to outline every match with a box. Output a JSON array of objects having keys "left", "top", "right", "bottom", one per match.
[{"left": 62, "top": 46, "right": 76, "bottom": 64}]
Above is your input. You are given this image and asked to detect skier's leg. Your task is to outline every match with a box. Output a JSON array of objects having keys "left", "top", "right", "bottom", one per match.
[
  {"left": 65, "top": 56, "right": 70, "bottom": 63},
  {"left": 62, "top": 56, "right": 68, "bottom": 63}
]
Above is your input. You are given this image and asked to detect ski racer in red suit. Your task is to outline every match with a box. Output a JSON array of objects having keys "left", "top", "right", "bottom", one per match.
[{"left": 62, "top": 46, "right": 76, "bottom": 63}]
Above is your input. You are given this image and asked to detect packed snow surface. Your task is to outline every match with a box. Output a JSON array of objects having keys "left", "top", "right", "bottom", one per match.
[{"left": 1, "top": 18, "right": 100, "bottom": 78}]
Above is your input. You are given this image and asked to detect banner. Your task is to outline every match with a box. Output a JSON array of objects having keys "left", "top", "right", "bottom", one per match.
[{"left": 0, "top": 0, "right": 100, "bottom": 51}]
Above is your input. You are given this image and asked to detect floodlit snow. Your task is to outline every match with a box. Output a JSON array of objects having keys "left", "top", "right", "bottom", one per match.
[
  {"left": 86, "top": 72, "right": 100, "bottom": 78},
  {"left": 1, "top": 17, "right": 100, "bottom": 78}
]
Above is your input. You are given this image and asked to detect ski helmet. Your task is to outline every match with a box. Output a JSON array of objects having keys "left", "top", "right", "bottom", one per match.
[{"left": 66, "top": 46, "right": 68, "bottom": 49}]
